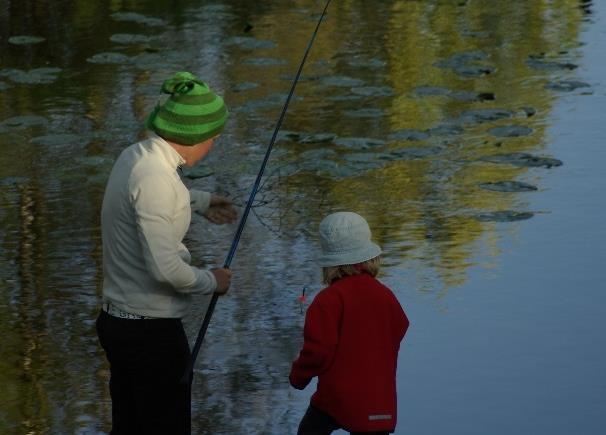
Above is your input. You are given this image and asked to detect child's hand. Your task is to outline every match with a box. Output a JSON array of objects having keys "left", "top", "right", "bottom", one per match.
[
  {"left": 202, "top": 195, "right": 238, "bottom": 224},
  {"left": 211, "top": 268, "right": 232, "bottom": 295}
]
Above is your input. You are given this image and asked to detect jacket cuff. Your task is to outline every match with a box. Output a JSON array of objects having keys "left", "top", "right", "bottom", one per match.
[
  {"left": 190, "top": 189, "right": 212, "bottom": 214},
  {"left": 289, "top": 372, "right": 308, "bottom": 390},
  {"left": 197, "top": 269, "right": 218, "bottom": 295}
]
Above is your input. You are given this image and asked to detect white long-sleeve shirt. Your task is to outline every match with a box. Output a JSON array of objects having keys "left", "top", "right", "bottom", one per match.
[{"left": 101, "top": 133, "right": 217, "bottom": 318}]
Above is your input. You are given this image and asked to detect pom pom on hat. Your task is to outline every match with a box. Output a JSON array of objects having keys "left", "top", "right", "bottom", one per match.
[{"left": 146, "top": 71, "right": 229, "bottom": 145}]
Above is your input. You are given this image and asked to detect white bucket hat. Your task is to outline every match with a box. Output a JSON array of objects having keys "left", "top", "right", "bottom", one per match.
[{"left": 317, "top": 212, "right": 382, "bottom": 267}]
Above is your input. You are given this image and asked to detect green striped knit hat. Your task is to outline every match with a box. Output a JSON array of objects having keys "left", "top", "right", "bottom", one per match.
[{"left": 146, "top": 71, "right": 228, "bottom": 145}]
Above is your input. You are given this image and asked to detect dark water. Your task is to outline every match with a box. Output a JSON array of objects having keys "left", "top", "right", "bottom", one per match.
[{"left": 1, "top": 0, "right": 605, "bottom": 434}]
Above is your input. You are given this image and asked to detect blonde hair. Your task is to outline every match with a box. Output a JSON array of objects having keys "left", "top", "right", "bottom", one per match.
[{"left": 322, "top": 256, "right": 381, "bottom": 285}]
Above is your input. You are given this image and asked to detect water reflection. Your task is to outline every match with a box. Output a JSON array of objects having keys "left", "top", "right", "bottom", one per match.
[{"left": 0, "top": 0, "right": 590, "bottom": 433}]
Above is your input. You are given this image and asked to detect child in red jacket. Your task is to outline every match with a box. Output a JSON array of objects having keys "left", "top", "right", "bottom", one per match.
[{"left": 290, "top": 212, "right": 409, "bottom": 435}]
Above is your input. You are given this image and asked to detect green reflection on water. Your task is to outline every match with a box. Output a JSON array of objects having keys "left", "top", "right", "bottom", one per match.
[{"left": 0, "top": 0, "right": 587, "bottom": 433}]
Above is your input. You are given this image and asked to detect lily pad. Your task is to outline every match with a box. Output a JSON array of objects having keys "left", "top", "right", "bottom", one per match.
[
  {"left": 343, "top": 108, "right": 384, "bottom": 118},
  {"left": 269, "top": 130, "right": 303, "bottom": 142},
  {"left": 30, "top": 133, "right": 82, "bottom": 146},
  {"left": 232, "top": 82, "right": 259, "bottom": 92},
  {"left": 346, "top": 58, "right": 386, "bottom": 69},
  {"left": 181, "top": 164, "right": 214, "bottom": 179},
  {"left": 435, "top": 50, "right": 489, "bottom": 68},
  {"left": 226, "top": 37, "right": 277, "bottom": 50},
  {"left": 1, "top": 67, "right": 62, "bottom": 84},
  {"left": 412, "top": 86, "right": 452, "bottom": 97},
  {"left": 242, "top": 57, "right": 288, "bottom": 67},
  {"left": 299, "top": 148, "right": 338, "bottom": 160},
  {"left": 327, "top": 94, "right": 364, "bottom": 102},
  {"left": 0, "top": 176, "right": 28, "bottom": 186},
  {"left": 474, "top": 211, "right": 534, "bottom": 222},
  {"left": 351, "top": 86, "right": 395, "bottom": 97},
  {"left": 387, "top": 129, "right": 430, "bottom": 141},
  {"left": 279, "top": 73, "right": 320, "bottom": 82},
  {"left": 8, "top": 35, "right": 46, "bottom": 45},
  {"left": 334, "top": 137, "right": 385, "bottom": 149},
  {"left": 412, "top": 86, "right": 494, "bottom": 102},
  {"left": 235, "top": 99, "right": 276, "bottom": 113},
  {"left": 457, "top": 108, "right": 513, "bottom": 124},
  {"left": 236, "top": 93, "right": 299, "bottom": 113},
  {"left": 320, "top": 75, "right": 365, "bottom": 87},
  {"left": 132, "top": 51, "right": 190, "bottom": 70},
  {"left": 453, "top": 65, "right": 494, "bottom": 77},
  {"left": 341, "top": 153, "right": 388, "bottom": 172},
  {"left": 299, "top": 159, "right": 339, "bottom": 174},
  {"left": 545, "top": 80, "right": 590, "bottom": 92},
  {"left": 526, "top": 58, "right": 577, "bottom": 71},
  {"left": 460, "top": 29, "right": 491, "bottom": 38},
  {"left": 489, "top": 125, "right": 533, "bottom": 137},
  {"left": 87, "top": 52, "right": 131, "bottom": 64},
  {"left": 298, "top": 133, "right": 337, "bottom": 144},
  {"left": 110, "top": 34, "right": 154, "bottom": 44},
  {"left": 111, "top": 12, "right": 166, "bottom": 27},
  {"left": 324, "top": 165, "right": 366, "bottom": 180},
  {"left": 481, "top": 153, "right": 562, "bottom": 168},
  {"left": 428, "top": 124, "right": 464, "bottom": 136},
  {"left": 385, "top": 146, "right": 443, "bottom": 160},
  {"left": 0, "top": 115, "right": 48, "bottom": 130},
  {"left": 434, "top": 50, "right": 493, "bottom": 77},
  {"left": 451, "top": 90, "right": 495, "bottom": 102},
  {"left": 478, "top": 181, "right": 538, "bottom": 192}
]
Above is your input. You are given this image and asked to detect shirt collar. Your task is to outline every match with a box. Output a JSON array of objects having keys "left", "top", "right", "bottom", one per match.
[{"left": 147, "top": 132, "right": 186, "bottom": 170}]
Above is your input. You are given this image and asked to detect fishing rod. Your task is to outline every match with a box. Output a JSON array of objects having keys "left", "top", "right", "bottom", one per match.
[{"left": 184, "top": 0, "right": 333, "bottom": 383}]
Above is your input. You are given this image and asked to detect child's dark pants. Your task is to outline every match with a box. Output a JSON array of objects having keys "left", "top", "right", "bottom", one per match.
[
  {"left": 298, "top": 405, "right": 390, "bottom": 435},
  {"left": 96, "top": 310, "right": 191, "bottom": 435}
]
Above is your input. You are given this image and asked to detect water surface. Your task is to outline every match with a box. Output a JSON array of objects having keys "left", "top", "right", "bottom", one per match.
[{"left": 1, "top": 0, "right": 604, "bottom": 434}]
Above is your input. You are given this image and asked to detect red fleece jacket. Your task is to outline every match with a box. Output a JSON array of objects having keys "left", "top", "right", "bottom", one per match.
[{"left": 290, "top": 273, "right": 409, "bottom": 432}]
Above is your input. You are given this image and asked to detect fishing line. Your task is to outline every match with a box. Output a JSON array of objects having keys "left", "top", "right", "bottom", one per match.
[{"left": 184, "top": 0, "right": 333, "bottom": 383}]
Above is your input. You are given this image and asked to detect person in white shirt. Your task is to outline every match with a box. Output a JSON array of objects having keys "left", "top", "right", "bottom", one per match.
[{"left": 96, "top": 72, "right": 235, "bottom": 435}]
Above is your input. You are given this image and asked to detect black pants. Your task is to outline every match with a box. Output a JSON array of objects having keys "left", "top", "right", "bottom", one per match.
[
  {"left": 298, "top": 405, "right": 390, "bottom": 435},
  {"left": 96, "top": 310, "right": 191, "bottom": 435}
]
